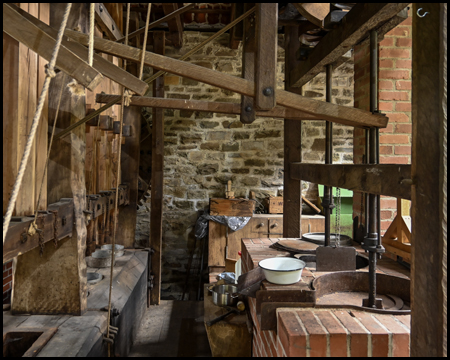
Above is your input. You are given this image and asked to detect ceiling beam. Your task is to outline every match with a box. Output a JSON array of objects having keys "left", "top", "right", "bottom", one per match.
[{"left": 289, "top": 3, "right": 410, "bottom": 88}]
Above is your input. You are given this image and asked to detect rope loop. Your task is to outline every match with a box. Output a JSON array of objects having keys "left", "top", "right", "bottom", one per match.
[
  {"left": 45, "top": 65, "right": 57, "bottom": 78},
  {"left": 123, "top": 89, "right": 134, "bottom": 107}
]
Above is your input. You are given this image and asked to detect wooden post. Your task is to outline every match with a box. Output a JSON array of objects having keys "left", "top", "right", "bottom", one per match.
[
  {"left": 150, "top": 31, "right": 165, "bottom": 305},
  {"left": 116, "top": 12, "right": 141, "bottom": 248},
  {"left": 255, "top": 3, "right": 278, "bottom": 110},
  {"left": 12, "top": 3, "right": 88, "bottom": 316},
  {"left": 283, "top": 26, "right": 302, "bottom": 238},
  {"left": 411, "top": 3, "right": 447, "bottom": 357}
]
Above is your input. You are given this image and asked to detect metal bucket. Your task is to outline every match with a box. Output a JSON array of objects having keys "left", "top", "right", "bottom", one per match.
[{"left": 209, "top": 284, "right": 238, "bottom": 307}]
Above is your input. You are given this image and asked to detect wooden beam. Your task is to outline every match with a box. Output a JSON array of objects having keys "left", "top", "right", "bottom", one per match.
[
  {"left": 162, "top": 4, "right": 183, "bottom": 48},
  {"left": 95, "top": 3, "right": 123, "bottom": 40},
  {"left": 117, "top": 3, "right": 195, "bottom": 43},
  {"left": 3, "top": 199, "right": 74, "bottom": 264},
  {"left": 240, "top": 4, "right": 256, "bottom": 123},
  {"left": 411, "top": 3, "right": 447, "bottom": 357},
  {"left": 290, "top": 164, "right": 412, "bottom": 200},
  {"left": 7, "top": 3, "right": 148, "bottom": 96},
  {"left": 289, "top": 3, "right": 409, "bottom": 88},
  {"left": 255, "top": 3, "right": 278, "bottom": 110},
  {"left": 66, "top": 30, "right": 389, "bottom": 129},
  {"left": 3, "top": 3, "right": 103, "bottom": 91},
  {"left": 229, "top": 3, "right": 244, "bottom": 49},
  {"left": 150, "top": 31, "right": 165, "bottom": 306},
  {"left": 293, "top": 3, "right": 330, "bottom": 28},
  {"left": 283, "top": 26, "right": 303, "bottom": 238},
  {"left": 95, "top": 94, "right": 320, "bottom": 120}
]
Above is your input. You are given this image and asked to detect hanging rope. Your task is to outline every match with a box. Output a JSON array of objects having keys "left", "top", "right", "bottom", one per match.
[
  {"left": 123, "top": 3, "right": 152, "bottom": 106},
  {"left": 106, "top": 4, "right": 131, "bottom": 356},
  {"left": 88, "top": 3, "right": 95, "bottom": 67},
  {"left": 3, "top": 3, "right": 73, "bottom": 245}
]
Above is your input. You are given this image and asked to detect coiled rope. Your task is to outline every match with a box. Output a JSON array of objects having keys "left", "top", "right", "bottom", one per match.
[{"left": 3, "top": 3, "right": 73, "bottom": 245}]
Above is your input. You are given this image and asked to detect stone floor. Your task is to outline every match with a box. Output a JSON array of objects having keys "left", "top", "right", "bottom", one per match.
[{"left": 128, "top": 300, "right": 212, "bottom": 357}]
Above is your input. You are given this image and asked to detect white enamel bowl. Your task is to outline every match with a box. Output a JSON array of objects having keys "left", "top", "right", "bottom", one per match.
[{"left": 259, "top": 257, "right": 306, "bottom": 285}]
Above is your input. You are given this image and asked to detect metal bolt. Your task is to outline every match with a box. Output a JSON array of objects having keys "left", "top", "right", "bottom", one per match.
[
  {"left": 99, "top": 5, "right": 103, "bottom": 12},
  {"left": 245, "top": 106, "right": 253, "bottom": 112},
  {"left": 112, "top": 24, "right": 115, "bottom": 31},
  {"left": 263, "top": 87, "right": 273, "bottom": 96}
]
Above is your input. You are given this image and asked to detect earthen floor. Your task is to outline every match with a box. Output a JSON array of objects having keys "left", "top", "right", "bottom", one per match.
[{"left": 128, "top": 300, "right": 212, "bottom": 357}]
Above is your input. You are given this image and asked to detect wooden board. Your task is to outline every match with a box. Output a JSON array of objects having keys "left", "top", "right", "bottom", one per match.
[
  {"left": 94, "top": 3, "right": 123, "bottom": 41},
  {"left": 209, "top": 198, "right": 255, "bottom": 217},
  {"left": 410, "top": 3, "right": 447, "bottom": 357},
  {"left": 65, "top": 29, "right": 389, "bottom": 128},
  {"left": 96, "top": 94, "right": 320, "bottom": 120},
  {"left": 255, "top": 3, "right": 277, "bottom": 110},
  {"left": 290, "top": 164, "right": 412, "bottom": 200},
  {"left": 3, "top": 3, "right": 103, "bottom": 91},
  {"left": 268, "top": 197, "right": 283, "bottom": 214},
  {"left": 8, "top": 3, "right": 147, "bottom": 95},
  {"left": 293, "top": 3, "right": 330, "bottom": 28},
  {"left": 208, "top": 221, "right": 227, "bottom": 267},
  {"left": 150, "top": 31, "right": 165, "bottom": 306}
]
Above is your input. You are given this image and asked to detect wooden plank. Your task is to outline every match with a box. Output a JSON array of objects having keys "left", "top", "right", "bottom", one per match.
[
  {"left": 3, "top": 3, "right": 103, "bottom": 91},
  {"left": 65, "top": 29, "right": 389, "bottom": 128},
  {"left": 8, "top": 3, "right": 148, "bottom": 95},
  {"left": 283, "top": 26, "right": 303, "bottom": 238},
  {"left": 290, "top": 164, "right": 412, "bottom": 200},
  {"left": 268, "top": 197, "right": 284, "bottom": 214},
  {"left": 289, "top": 3, "right": 409, "bottom": 88},
  {"left": 34, "top": 3, "right": 50, "bottom": 212},
  {"left": 12, "top": 3, "right": 89, "bottom": 316},
  {"left": 162, "top": 4, "right": 183, "bottom": 48},
  {"left": 208, "top": 221, "right": 227, "bottom": 267},
  {"left": 255, "top": 3, "right": 278, "bottom": 110},
  {"left": 3, "top": 200, "right": 74, "bottom": 264},
  {"left": 210, "top": 199, "right": 255, "bottom": 217},
  {"left": 150, "top": 31, "right": 165, "bottom": 306},
  {"left": 411, "top": 3, "right": 447, "bottom": 357},
  {"left": 229, "top": 3, "right": 244, "bottom": 50},
  {"left": 240, "top": 6, "right": 256, "bottom": 124},
  {"left": 96, "top": 94, "right": 320, "bottom": 120},
  {"left": 293, "top": 3, "right": 330, "bottom": 28},
  {"left": 94, "top": 3, "right": 123, "bottom": 41}
]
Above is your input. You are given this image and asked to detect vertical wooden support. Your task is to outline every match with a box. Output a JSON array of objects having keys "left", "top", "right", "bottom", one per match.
[
  {"left": 116, "top": 12, "right": 141, "bottom": 248},
  {"left": 240, "top": 6, "right": 256, "bottom": 124},
  {"left": 12, "top": 3, "right": 88, "bottom": 315},
  {"left": 283, "top": 26, "right": 303, "bottom": 238},
  {"left": 411, "top": 3, "right": 447, "bottom": 357},
  {"left": 150, "top": 31, "right": 165, "bottom": 305},
  {"left": 255, "top": 3, "right": 278, "bottom": 110}
]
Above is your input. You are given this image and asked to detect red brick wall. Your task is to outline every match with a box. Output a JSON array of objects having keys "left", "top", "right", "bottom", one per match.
[
  {"left": 3, "top": 261, "right": 13, "bottom": 304},
  {"left": 353, "top": 13, "right": 412, "bottom": 252}
]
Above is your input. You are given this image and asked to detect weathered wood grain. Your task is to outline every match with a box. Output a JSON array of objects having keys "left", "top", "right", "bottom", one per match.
[
  {"left": 255, "top": 3, "right": 277, "bottom": 110},
  {"left": 411, "top": 3, "right": 447, "bottom": 357},
  {"left": 209, "top": 198, "right": 255, "bottom": 217},
  {"left": 293, "top": 3, "right": 330, "bottom": 28},
  {"left": 290, "top": 164, "right": 412, "bottom": 200},
  {"left": 240, "top": 8, "right": 256, "bottom": 124},
  {"left": 3, "top": 3, "right": 103, "bottom": 91},
  {"left": 64, "top": 29, "right": 388, "bottom": 128},
  {"left": 94, "top": 3, "right": 123, "bottom": 41},
  {"left": 150, "top": 31, "right": 165, "bottom": 306},
  {"left": 289, "top": 3, "right": 409, "bottom": 88}
]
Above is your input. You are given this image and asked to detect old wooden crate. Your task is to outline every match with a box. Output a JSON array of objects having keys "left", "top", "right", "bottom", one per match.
[
  {"left": 268, "top": 196, "right": 283, "bottom": 214},
  {"left": 209, "top": 198, "right": 255, "bottom": 217}
]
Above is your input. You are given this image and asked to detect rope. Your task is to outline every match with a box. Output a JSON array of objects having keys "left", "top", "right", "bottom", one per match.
[
  {"left": 3, "top": 3, "right": 72, "bottom": 245},
  {"left": 123, "top": 3, "right": 152, "bottom": 107},
  {"left": 106, "top": 4, "right": 130, "bottom": 356},
  {"left": 88, "top": 3, "right": 95, "bottom": 67}
]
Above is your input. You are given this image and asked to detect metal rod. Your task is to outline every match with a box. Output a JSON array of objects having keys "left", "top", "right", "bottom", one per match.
[
  {"left": 367, "top": 29, "right": 379, "bottom": 308},
  {"left": 324, "top": 64, "right": 333, "bottom": 247}
]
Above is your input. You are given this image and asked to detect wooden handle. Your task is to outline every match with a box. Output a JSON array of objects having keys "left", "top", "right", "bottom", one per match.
[{"left": 302, "top": 196, "right": 321, "bottom": 213}]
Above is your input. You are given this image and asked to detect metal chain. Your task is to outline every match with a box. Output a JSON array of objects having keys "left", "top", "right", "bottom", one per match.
[
  {"left": 360, "top": 191, "right": 364, "bottom": 226},
  {"left": 37, "top": 216, "right": 45, "bottom": 256}
]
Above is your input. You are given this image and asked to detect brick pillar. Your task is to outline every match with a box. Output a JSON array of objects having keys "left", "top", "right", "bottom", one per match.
[{"left": 353, "top": 13, "right": 412, "bottom": 258}]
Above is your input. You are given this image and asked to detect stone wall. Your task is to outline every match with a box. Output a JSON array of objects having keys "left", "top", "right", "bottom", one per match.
[{"left": 136, "top": 31, "right": 354, "bottom": 299}]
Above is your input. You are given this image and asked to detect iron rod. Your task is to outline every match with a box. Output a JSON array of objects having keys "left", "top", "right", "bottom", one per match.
[
  {"left": 324, "top": 64, "right": 333, "bottom": 247},
  {"left": 367, "top": 29, "right": 379, "bottom": 308}
]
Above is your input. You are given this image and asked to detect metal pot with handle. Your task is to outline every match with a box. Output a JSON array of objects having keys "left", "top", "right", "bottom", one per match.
[{"left": 208, "top": 284, "right": 239, "bottom": 307}]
